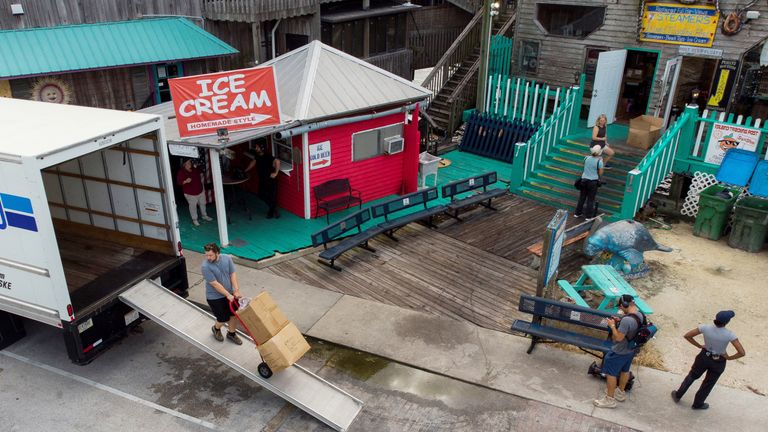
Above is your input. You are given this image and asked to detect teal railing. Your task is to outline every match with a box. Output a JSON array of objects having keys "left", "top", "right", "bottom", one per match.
[
  {"left": 489, "top": 35, "right": 513, "bottom": 76},
  {"left": 509, "top": 74, "right": 586, "bottom": 192},
  {"left": 484, "top": 74, "right": 574, "bottom": 125}
]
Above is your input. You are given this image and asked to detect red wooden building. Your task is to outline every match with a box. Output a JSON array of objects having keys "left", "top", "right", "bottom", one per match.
[{"left": 260, "top": 41, "right": 430, "bottom": 219}]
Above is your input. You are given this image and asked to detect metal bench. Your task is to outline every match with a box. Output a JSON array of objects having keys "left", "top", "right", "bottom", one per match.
[
  {"left": 313, "top": 178, "right": 362, "bottom": 223},
  {"left": 441, "top": 171, "right": 507, "bottom": 220},
  {"left": 310, "top": 208, "right": 384, "bottom": 271},
  {"left": 370, "top": 187, "right": 445, "bottom": 240},
  {"left": 511, "top": 294, "right": 615, "bottom": 354}
]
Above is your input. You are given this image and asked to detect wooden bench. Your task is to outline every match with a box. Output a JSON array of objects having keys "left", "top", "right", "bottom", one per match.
[
  {"left": 526, "top": 219, "right": 593, "bottom": 269},
  {"left": 511, "top": 294, "right": 614, "bottom": 354},
  {"left": 313, "top": 178, "right": 362, "bottom": 223},
  {"left": 370, "top": 187, "right": 445, "bottom": 240},
  {"left": 441, "top": 172, "right": 507, "bottom": 220},
  {"left": 310, "top": 208, "right": 385, "bottom": 271}
]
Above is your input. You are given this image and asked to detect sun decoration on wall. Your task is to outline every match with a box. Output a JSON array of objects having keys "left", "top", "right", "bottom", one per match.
[{"left": 30, "top": 78, "right": 72, "bottom": 104}]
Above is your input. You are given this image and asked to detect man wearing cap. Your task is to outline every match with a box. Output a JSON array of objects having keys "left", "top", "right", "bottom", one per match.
[
  {"left": 594, "top": 294, "right": 645, "bottom": 408},
  {"left": 671, "top": 310, "right": 746, "bottom": 410}
]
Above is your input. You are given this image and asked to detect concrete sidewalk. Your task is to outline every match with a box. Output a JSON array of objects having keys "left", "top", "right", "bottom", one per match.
[{"left": 185, "top": 251, "right": 764, "bottom": 432}]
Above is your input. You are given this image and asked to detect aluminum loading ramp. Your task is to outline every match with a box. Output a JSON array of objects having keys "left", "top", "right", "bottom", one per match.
[{"left": 120, "top": 280, "right": 363, "bottom": 431}]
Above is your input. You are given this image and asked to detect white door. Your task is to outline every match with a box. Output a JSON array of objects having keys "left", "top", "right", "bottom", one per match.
[
  {"left": 654, "top": 56, "right": 683, "bottom": 130},
  {"left": 588, "top": 50, "right": 628, "bottom": 126}
]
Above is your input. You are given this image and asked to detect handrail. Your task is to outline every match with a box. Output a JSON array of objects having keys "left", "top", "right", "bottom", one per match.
[
  {"left": 618, "top": 107, "right": 696, "bottom": 220},
  {"left": 509, "top": 75, "right": 585, "bottom": 192},
  {"left": 420, "top": 9, "right": 484, "bottom": 104}
]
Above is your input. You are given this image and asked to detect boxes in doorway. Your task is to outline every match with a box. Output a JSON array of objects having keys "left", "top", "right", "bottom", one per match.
[
  {"left": 236, "top": 291, "right": 289, "bottom": 344},
  {"left": 628, "top": 115, "right": 664, "bottom": 150},
  {"left": 257, "top": 322, "right": 310, "bottom": 373}
]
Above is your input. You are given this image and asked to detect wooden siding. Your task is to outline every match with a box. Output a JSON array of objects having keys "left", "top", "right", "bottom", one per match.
[
  {"left": 407, "top": 4, "right": 471, "bottom": 69},
  {"left": 275, "top": 15, "right": 318, "bottom": 56},
  {"left": 205, "top": 20, "right": 258, "bottom": 70},
  {"left": 203, "top": 0, "right": 321, "bottom": 22},
  {"left": 513, "top": 0, "right": 768, "bottom": 113},
  {"left": 364, "top": 49, "right": 414, "bottom": 80},
  {"left": 305, "top": 112, "right": 415, "bottom": 218},
  {"left": 0, "top": 1, "right": 203, "bottom": 29}
]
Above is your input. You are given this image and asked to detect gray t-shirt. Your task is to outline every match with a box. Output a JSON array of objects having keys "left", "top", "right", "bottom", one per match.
[
  {"left": 201, "top": 254, "right": 235, "bottom": 300},
  {"left": 582, "top": 156, "right": 604, "bottom": 180},
  {"left": 612, "top": 312, "right": 643, "bottom": 355},
  {"left": 699, "top": 324, "right": 736, "bottom": 355}
]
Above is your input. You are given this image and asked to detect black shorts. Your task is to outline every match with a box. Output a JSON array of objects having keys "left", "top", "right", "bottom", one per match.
[
  {"left": 207, "top": 297, "right": 233, "bottom": 323},
  {"left": 591, "top": 140, "right": 607, "bottom": 149}
]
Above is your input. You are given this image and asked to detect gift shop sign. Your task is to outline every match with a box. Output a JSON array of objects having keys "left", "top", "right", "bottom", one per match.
[
  {"left": 704, "top": 123, "right": 761, "bottom": 165},
  {"left": 640, "top": 3, "right": 719, "bottom": 47},
  {"left": 309, "top": 141, "right": 331, "bottom": 170},
  {"left": 169, "top": 67, "right": 281, "bottom": 138}
]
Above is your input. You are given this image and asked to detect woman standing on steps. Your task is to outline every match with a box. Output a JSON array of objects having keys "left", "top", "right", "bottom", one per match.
[
  {"left": 575, "top": 145, "right": 604, "bottom": 219},
  {"left": 592, "top": 114, "right": 615, "bottom": 168}
]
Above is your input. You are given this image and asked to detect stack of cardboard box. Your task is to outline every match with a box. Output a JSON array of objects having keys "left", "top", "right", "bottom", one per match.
[{"left": 236, "top": 292, "right": 310, "bottom": 373}]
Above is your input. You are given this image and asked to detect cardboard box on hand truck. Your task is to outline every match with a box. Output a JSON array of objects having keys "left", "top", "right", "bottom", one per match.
[
  {"left": 257, "top": 322, "right": 311, "bottom": 373},
  {"left": 627, "top": 115, "right": 664, "bottom": 150},
  {"left": 236, "top": 291, "right": 289, "bottom": 344}
]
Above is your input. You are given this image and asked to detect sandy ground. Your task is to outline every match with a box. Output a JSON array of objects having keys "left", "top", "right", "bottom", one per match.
[{"left": 630, "top": 223, "right": 768, "bottom": 397}]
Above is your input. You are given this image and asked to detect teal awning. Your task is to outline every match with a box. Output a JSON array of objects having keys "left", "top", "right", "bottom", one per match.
[{"left": 0, "top": 18, "right": 238, "bottom": 79}]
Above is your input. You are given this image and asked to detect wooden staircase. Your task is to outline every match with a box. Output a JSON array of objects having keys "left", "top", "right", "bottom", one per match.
[
  {"left": 422, "top": 6, "right": 516, "bottom": 140},
  {"left": 516, "top": 138, "right": 646, "bottom": 217}
]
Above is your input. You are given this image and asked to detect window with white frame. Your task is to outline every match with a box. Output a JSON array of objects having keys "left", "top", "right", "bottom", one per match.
[
  {"left": 351, "top": 123, "right": 404, "bottom": 161},
  {"left": 272, "top": 135, "right": 293, "bottom": 172}
]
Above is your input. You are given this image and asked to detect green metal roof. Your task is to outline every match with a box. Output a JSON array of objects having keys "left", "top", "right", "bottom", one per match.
[{"left": 0, "top": 18, "right": 238, "bottom": 79}]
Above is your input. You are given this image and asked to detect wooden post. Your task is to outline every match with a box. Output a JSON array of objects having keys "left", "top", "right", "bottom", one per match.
[{"left": 476, "top": 0, "right": 491, "bottom": 113}]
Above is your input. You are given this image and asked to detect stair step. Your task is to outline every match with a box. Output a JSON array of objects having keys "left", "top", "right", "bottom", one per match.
[
  {"left": 523, "top": 179, "right": 622, "bottom": 208},
  {"left": 528, "top": 171, "right": 625, "bottom": 198},
  {"left": 562, "top": 139, "right": 649, "bottom": 160},
  {"left": 554, "top": 145, "right": 642, "bottom": 168},
  {"left": 537, "top": 163, "right": 627, "bottom": 187},
  {"left": 542, "top": 158, "right": 631, "bottom": 181},
  {"left": 518, "top": 185, "right": 620, "bottom": 213}
]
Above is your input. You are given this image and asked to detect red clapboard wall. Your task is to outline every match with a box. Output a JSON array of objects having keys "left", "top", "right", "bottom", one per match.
[{"left": 302, "top": 110, "right": 420, "bottom": 219}]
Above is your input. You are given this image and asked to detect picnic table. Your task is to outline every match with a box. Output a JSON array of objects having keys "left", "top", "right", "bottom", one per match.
[{"left": 557, "top": 265, "right": 654, "bottom": 315}]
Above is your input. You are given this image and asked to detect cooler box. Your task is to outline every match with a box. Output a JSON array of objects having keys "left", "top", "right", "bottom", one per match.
[
  {"left": 694, "top": 149, "right": 759, "bottom": 241},
  {"left": 728, "top": 160, "right": 768, "bottom": 252}
]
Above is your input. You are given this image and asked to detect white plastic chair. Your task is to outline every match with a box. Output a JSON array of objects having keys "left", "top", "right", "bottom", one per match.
[{"left": 419, "top": 151, "right": 442, "bottom": 188}]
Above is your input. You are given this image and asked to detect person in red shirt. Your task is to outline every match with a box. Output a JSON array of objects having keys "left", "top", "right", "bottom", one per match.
[{"left": 177, "top": 159, "right": 212, "bottom": 226}]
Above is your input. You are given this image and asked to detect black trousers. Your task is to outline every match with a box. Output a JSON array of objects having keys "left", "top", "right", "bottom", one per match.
[
  {"left": 260, "top": 178, "right": 278, "bottom": 216},
  {"left": 576, "top": 179, "right": 599, "bottom": 217},
  {"left": 674, "top": 350, "right": 727, "bottom": 407}
]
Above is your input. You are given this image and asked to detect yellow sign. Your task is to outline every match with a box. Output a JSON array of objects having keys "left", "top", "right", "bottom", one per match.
[
  {"left": 640, "top": 3, "right": 719, "bottom": 47},
  {"left": 0, "top": 80, "right": 11, "bottom": 98}
]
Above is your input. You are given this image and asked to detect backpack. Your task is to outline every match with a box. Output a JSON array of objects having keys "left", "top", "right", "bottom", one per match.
[{"left": 627, "top": 313, "right": 657, "bottom": 349}]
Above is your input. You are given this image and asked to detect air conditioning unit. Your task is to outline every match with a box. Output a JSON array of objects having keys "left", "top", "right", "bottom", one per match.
[{"left": 384, "top": 136, "right": 404, "bottom": 155}]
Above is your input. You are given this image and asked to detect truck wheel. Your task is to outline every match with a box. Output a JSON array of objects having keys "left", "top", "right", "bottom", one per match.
[{"left": 258, "top": 362, "right": 273, "bottom": 379}]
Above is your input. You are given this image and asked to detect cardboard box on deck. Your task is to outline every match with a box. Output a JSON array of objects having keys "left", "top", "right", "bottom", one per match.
[
  {"left": 257, "top": 322, "right": 310, "bottom": 373},
  {"left": 628, "top": 115, "right": 664, "bottom": 150},
  {"left": 236, "top": 291, "right": 288, "bottom": 344}
]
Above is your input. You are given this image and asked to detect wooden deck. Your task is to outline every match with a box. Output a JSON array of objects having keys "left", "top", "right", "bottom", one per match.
[{"left": 265, "top": 195, "right": 590, "bottom": 334}]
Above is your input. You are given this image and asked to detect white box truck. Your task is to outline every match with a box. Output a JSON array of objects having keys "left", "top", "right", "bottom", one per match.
[{"left": 0, "top": 98, "right": 188, "bottom": 364}]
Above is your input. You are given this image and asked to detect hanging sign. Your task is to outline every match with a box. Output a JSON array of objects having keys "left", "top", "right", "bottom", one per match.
[
  {"left": 640, "top": 3, "right": 720, "bottom": 47},
  {"left": 704, "top": 123, "right": 760, "bottom": 165},
  {"left": 309, "top": 141, "right": 331, "bottom": 170},
  {"left": 168, "top": 144, "right": 200, "bottom": 159},
  {"left": 706, "top": 60, "right": 739, "bottom": 109},
  {"left": 169, "top": 67, "right": 281, "bottom": 138}
]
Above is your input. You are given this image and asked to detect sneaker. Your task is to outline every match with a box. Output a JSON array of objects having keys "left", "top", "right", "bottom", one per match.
[
  {"left": 614, "top": 388, "right": 627, "bottom": 402},
  {"left": 692, "top": 403, "right": 709, "bottom": 410},
  {"left": 227, "top": 332, "right": 243, "bottom": 345},
  {"left": 192, "top": 220, "right": 200, "bottom": 226},
  {"left": 593, "top": 395, "right": 617, "bottom": 408},
  {"left": 202, "top": 216, "right": 213, "bottom": 222},
  {"left": 211, "top": 326, "right": 224, "bottom": 342},
  {"left": 671, "top": 390, "right": 681, "bottom": 403},
  {"left": 604, "top": 164, "right": 614, "bottom": 170},
  {"left": 573, "top": 213, "right": 583, "bottom": 219}
]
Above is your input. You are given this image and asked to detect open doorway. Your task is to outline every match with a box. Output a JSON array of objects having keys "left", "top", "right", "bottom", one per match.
[
  {"left": 668, "top": 57, "right": 718, "bottom": 120},
  {"left": 615, "top": 50, "right": 659, "bottom": 122}
]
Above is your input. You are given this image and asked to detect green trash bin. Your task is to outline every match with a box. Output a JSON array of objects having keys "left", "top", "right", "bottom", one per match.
[
  {"left": 728, "top": 196, "right": 768, "bottom": 252},
  {"left": 693, "top": 185, "right": 739, "bottom": 240}
]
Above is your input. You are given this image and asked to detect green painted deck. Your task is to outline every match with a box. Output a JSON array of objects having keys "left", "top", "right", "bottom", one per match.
[{"left": 179, "top": 150, "right": 512, "bottom": 261}]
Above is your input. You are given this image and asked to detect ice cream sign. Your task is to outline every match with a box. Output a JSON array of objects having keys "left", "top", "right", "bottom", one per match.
[
  {"left": 169, "top": 67, "right": 281, "bottom": 138},
  {"left": 309, "top": 141, "right": 331, "bottom": 170}
]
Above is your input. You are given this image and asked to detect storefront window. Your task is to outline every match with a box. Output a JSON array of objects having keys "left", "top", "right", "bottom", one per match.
[
  {"left": 273, "top": 136, "right": 292, "bottom": 166},
  {"left": 535, "top": 4, "right": 606, "bottom": 38},
  {"left": 352, "top": 123, "right": 404, "bottom": 161},
  {"left": 733, "top": 40, "right": 768, "bottom": 119}
]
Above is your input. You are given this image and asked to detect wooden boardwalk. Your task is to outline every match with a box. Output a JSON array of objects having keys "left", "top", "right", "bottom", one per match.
[{"left": 265, "top": 195, "right": 589, "bottom": 333}]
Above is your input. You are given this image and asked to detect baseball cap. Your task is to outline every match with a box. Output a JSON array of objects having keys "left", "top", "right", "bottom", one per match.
[
  {"left": 715, "top": 310, "right": 735, "bottom": 324},
  {"left": 590, "top": 145, "right": 603, "bottom": 156}
]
